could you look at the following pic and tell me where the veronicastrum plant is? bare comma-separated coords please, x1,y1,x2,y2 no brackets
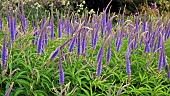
0,0,170,96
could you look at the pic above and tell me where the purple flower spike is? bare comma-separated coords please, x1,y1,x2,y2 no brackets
49,48,59,60
50,38,73,60
10,16,15,41
116,37,122,52
58,20,62,39
20,14,27,32
92,30,99,49
126,39,133,76
96,59,102,78
37,34,43,55
20,1,27,32
32,31,38,45
96,47,102,61
50,18,54,40
142,33,150,53
158,34,166,70
102,11,106,27
40,16,45,29
126,56,131,75
162,52,166,68
142,12,146,32
157,35,162,52
77,32,81,56
6,0,10,28
96,43,105,78
4,82,14,96
0,14,2,29
44,31,48,45
59,68,64,86
168,70,170,79
1,35,7,69
158,51,163,71
14,17,17,36
106,43,111,66
69,37,76,52
82,31,86,54
50,6,55,40
59,55,64,86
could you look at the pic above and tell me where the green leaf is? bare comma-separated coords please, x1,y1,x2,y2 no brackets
15,79,30,87
80,87,90,96
41,74,51,82
33,90,48,96
14,88,24,96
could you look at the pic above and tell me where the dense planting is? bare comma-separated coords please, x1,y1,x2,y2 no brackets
0,1,170,96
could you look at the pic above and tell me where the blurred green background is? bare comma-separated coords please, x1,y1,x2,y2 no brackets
0,0,169,16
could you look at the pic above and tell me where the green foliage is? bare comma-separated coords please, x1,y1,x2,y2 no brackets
0,25,170,95
0,0,170,95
